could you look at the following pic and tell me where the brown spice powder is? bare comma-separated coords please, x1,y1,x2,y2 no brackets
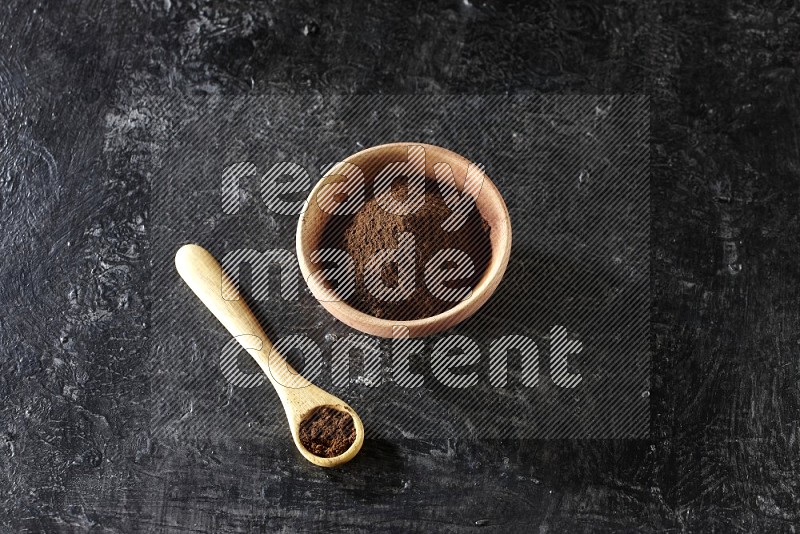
320,179,492,320
298,407,356,458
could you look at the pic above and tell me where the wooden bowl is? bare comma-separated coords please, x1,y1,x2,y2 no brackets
296,142,512,338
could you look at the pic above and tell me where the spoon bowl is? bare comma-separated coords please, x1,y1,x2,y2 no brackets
175,244,364,467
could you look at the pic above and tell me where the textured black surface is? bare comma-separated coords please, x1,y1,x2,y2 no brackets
1,1,799,532
148,95,649,442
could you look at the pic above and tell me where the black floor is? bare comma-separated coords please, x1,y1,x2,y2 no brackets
1,1,798,532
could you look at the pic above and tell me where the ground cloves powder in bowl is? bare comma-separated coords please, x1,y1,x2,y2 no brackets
319,178,492,321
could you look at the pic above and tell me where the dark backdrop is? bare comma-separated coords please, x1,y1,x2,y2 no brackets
0,1,798,532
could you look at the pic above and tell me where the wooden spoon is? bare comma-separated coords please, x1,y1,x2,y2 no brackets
174,244,364,467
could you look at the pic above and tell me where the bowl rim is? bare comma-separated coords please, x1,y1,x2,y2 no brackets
295,142,512,338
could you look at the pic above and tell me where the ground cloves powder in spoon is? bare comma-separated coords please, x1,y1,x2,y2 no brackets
298,407,356,458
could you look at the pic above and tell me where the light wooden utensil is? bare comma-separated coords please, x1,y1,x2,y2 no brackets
175,244,364,468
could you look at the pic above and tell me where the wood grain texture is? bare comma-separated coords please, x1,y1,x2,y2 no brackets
0,0,798,532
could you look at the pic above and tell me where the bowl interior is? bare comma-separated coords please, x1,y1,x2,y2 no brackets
297,143,511,336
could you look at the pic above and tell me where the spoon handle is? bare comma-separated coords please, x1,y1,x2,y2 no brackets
174,244,309,390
